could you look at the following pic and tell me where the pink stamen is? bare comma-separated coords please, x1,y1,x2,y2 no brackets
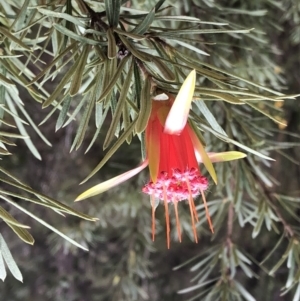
143,168,210,244
142,168,208,202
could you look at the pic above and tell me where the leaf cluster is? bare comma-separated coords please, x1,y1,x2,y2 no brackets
0,1,299,300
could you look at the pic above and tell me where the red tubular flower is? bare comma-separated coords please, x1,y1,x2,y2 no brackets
142,97,213,248
75,70,246,248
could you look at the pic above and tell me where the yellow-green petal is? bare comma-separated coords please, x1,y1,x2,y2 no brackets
188,127,217,184
207,151,247,162
164,69,196,135
75,160,148,201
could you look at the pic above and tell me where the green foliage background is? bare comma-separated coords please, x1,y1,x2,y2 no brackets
0,0,299,300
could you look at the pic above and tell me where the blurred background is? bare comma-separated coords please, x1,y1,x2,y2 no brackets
0,1,299,300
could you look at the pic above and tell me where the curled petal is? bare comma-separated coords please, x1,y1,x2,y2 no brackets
75,160,149,201
164,69,196,135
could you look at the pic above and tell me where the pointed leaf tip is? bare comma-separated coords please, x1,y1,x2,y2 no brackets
75,160,149,201
164,70,196,135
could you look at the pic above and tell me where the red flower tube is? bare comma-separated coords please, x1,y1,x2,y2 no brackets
142,97,213,248
75,70,246,248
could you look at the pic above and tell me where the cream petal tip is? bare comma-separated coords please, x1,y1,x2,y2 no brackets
164,70,196,135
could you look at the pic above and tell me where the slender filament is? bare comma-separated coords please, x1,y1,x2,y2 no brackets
185,176,198,242
185,176,198,221
173,200,182,242
200,187,214,233
151,194,156,241
188,196,198,243
163,184,170,249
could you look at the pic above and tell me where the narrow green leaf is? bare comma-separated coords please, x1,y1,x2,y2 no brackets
28,42,78,85
199,123,274,161
86,105,110,153
97,55,130,102
95,102,103,128
177,278,218,294
0,167,28,186
56,95,72,131
0,73,14,85
245,101,287,126
81,117,138,183
114,28,145,40
118,34,151,62
136,76,151,133
8,88,52,146
154,15,207,23
37,8,87,28
252,207,265,238
43,57,78,108
123,103,132,144
70,45,90,96
0,27,31,51
176,50,284,96
0,131,27,139
71,92,94,151
0,136,16,146
103,59,134,148
224,8,268,16
93,66,105,101
172,39,210,56
151,28,253,37
233,167,243,210
107,28,117,59
0,185,96,222
0,206,30,228
234,280,256,301
174,54,227,81
0,147,11,155
190,251,217,272
10,0,30,31
154,0,166,11
0,187,66,214
293,282,300,301
0,196,89,251
105,0,121,27
0,234,23,282
0,249,6,281
7,223,35,245
133,61,142,103
248,156,274,187
53,24,100,45
5,94,41,160
196,91,244,104
39,93,69,127
195,100,227,136
0,66,6,126
260,233,284,265
63,93,88,127
94,45,106,61
132,8,155,34
96,59,109,101
150,56,175,81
